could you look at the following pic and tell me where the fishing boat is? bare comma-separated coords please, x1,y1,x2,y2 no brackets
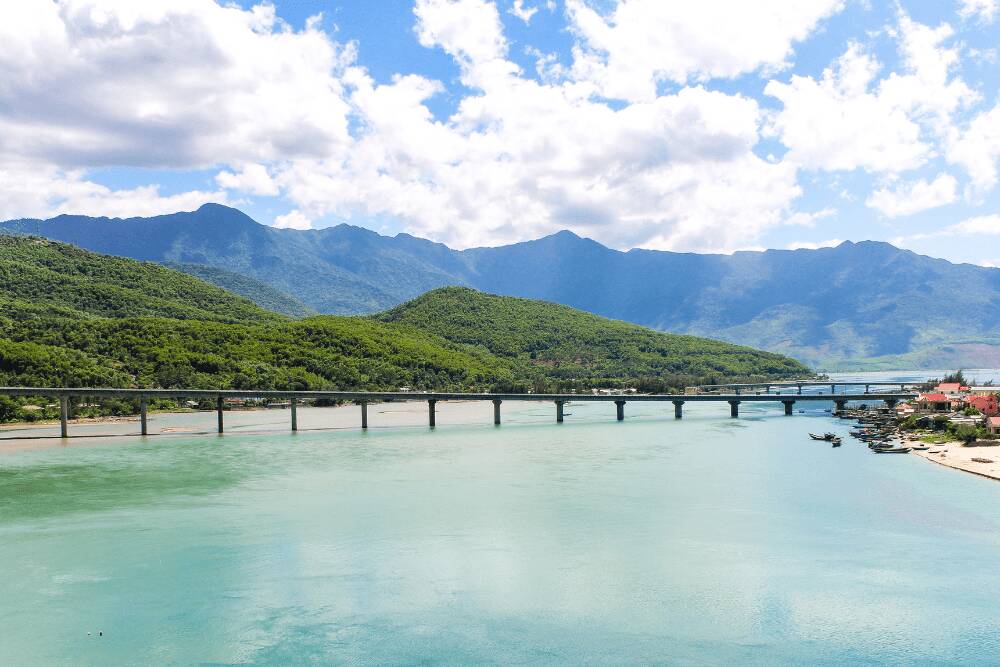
873,446,911,454
808,433,827,441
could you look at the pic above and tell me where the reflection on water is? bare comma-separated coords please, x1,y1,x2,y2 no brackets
2,380,1000,664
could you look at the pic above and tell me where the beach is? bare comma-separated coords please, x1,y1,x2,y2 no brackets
907,438,1000,481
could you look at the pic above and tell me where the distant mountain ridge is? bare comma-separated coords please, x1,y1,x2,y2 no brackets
5,204,1000,369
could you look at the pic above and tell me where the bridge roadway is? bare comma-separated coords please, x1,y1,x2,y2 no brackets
0,387,916,438
696,380,925,394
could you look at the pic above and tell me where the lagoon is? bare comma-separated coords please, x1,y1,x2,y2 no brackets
2,380,1000,664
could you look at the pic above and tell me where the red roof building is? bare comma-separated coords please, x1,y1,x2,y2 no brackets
935,382,968,394
918,393,953,412
988,416,1000,434
966,394,999,417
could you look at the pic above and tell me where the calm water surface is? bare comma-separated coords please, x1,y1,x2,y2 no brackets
2,387,1000,664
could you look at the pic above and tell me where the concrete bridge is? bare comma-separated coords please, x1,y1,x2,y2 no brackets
694,380,926,395
0,387,916,438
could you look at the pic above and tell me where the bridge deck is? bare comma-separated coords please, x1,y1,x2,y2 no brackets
0,387,915,402
0,387,914,438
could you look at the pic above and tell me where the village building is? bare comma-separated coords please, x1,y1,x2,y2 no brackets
916,393,954,412
965,393,999,417
988,416,1000,436
934,382,969,397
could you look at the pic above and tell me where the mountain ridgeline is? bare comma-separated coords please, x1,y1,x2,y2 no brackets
0,237,808,412
4,204,999,369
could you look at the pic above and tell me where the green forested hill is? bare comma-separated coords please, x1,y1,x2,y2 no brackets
0,239,811,422
377,287,811,390
0,236,280,323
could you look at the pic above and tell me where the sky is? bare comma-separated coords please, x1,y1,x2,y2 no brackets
1,1,999,266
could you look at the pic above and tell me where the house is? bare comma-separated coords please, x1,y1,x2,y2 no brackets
895,402,915,416
965,394,999,417
935,382,969,396
917,393,952,412
988,417,1000,436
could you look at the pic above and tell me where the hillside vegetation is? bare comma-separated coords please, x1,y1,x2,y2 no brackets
377,287,810,390
0,238,811,421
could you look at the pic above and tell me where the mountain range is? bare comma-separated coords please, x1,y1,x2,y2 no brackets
4,203,999,370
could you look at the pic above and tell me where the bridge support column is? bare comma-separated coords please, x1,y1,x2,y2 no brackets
140,396,148,436
729,400,740,418
865,384,870,394
831,383,837,394
361,401,368,429
615,400,625,421
59,395,69,438
217,395,224,434
797,383,803,395
290,398,297,432
428,400,436,428
673,400,684,419
493,399,502,425
885,399,898,410
783,400,795,416
555,400,565,423
834,399,847,413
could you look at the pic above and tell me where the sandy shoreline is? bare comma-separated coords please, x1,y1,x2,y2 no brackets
906,438,1000,481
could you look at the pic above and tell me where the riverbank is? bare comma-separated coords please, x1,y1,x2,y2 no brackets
906,437,1000,481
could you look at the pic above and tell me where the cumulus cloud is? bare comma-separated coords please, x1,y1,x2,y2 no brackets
766,12,976,173
216,164,279,197
273,210,312,230
865,173,958,217
0,164,228,221
892,214,1000,245
958,0,997,22
566,0,844,102
948,101,1000,197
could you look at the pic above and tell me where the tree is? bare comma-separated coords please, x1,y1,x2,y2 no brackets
953,424,980,445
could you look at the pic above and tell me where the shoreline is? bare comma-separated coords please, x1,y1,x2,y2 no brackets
906,438,1000,481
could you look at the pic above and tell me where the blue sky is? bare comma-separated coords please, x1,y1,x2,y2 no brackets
2,0,999,265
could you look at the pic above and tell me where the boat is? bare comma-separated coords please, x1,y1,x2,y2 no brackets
873,446,911,454
808,433,827,441
831,438,842,447
910,445,930,451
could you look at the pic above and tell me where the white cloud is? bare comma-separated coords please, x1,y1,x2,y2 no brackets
766,13,976,174
0,164,226,221
786,239,844,250
958,0,997,22
273,210,312,230
216,164,279,196
865,173,957,217
0,0,353,170
510,0,538,23
414,0,507,65
948,102,1000,198
891,214,1000,245
566,0,845,102
785,207,837,226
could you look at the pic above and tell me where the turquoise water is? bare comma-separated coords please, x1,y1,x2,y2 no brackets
3,400,1000,665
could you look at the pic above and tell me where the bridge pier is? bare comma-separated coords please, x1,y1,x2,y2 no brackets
217,395,224,434
555,400,565,423
783,400,795,416
615,400,625,421
140,396,148,435
361,401,368,429
797,383,803,395
834,399,847,413
59,395,69,438
493,399,502,425
885,398,898,409
673,400,683,419
729,400,740,418
290,397,297,432
428,399,436,428
865,384,870,394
